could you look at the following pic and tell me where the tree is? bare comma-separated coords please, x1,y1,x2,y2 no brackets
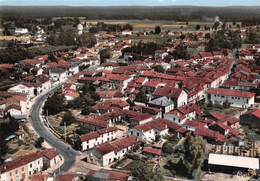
205,33,211,39
60,111,76,126
35,137,44,148
131,160,165,181
43,93,65,115
154,65,164,73
135,90,149,103
162,142,174,154
167,134,205,179
81,106,93,115
245,30,259,44
99,48,112,64
171,44,190,60
154,26,161,34
195,24,201,30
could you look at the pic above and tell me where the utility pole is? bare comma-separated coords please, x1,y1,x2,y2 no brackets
64,121,67,142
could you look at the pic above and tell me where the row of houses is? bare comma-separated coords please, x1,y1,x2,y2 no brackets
0,149,62,181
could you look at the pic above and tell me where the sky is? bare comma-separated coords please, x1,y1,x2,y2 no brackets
0,0,260,6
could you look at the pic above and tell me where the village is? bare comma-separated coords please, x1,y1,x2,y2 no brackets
0,10,260,181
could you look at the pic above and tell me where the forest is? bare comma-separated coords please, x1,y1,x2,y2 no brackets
1,6,260,24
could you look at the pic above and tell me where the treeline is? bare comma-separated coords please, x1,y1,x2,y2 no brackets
1,6,260,23
47,32,97,47
0,45,76,64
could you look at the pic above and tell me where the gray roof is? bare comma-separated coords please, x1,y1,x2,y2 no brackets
149,96,174,107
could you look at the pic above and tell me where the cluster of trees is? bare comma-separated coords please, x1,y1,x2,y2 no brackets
0,45,76,64
43,92,66,115
205,30,241,51
170,44,191,60
60,111,76,126
135,90,149,103
47,32,97,47
122,41,162,57
0,47,32,64
0,119,19,163
2,6,260,22
244,29,260,44
89,22,133,33
99,48,112,64
130,160,165,181
163,134,206,180
67,83,100,115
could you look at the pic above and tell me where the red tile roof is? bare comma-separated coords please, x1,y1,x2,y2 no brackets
143,147,161,156
95,136,138,155
154,86,183,98
80,116,108,128
87,169,129,181
207,88,255,99
80,127,119,142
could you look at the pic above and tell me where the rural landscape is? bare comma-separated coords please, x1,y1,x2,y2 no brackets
0,1,260,181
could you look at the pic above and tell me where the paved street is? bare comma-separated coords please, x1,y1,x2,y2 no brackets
29,85,79,175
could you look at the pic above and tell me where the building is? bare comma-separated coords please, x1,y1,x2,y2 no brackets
128,119,169,142
89,136,139,166
8,83,35,100
206,88,255,108
49,68,68,83
0,149,61,181
80,127,123,151
208,153,259,173
164,103,202,124
148,96,175,115
153,86,188,108
240,109,260,128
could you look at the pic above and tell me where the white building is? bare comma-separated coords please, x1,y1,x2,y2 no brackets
80,127,123,151
129,119,169,142
8,83,35,99
208,153,259,171
0,152,43,181
0,149,61,181
206,88,255,108
164,104,201,125
49,68,68,83
15,28,28,35
89,136,138,166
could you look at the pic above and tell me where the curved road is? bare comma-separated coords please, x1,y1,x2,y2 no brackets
29,85,79,174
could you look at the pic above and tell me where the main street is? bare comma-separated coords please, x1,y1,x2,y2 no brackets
29,84,79,174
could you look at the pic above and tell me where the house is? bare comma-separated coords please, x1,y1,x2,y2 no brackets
79,116,111,131
209,112,240,129
64,89,80,101
80,127,123,151
207,153,259,173
164,103,203,124
153,86,188,108
206,88,255,108
0,152,44,181
143,147,161,158
49,68,68,83
148,96,175,115
123,110,153,126
89,136,139,166
93,100,129,114
240,109,260,128
86,169,129,181
128,119,169,142
15,28,28,35
41,149,62,169
8,83,35,99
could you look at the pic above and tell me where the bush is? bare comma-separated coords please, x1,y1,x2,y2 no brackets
35,137,44,148
60,111,76,126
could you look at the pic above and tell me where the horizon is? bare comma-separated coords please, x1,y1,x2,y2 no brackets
1,0,260,7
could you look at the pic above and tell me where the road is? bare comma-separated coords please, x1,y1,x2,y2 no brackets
29,84,79,174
